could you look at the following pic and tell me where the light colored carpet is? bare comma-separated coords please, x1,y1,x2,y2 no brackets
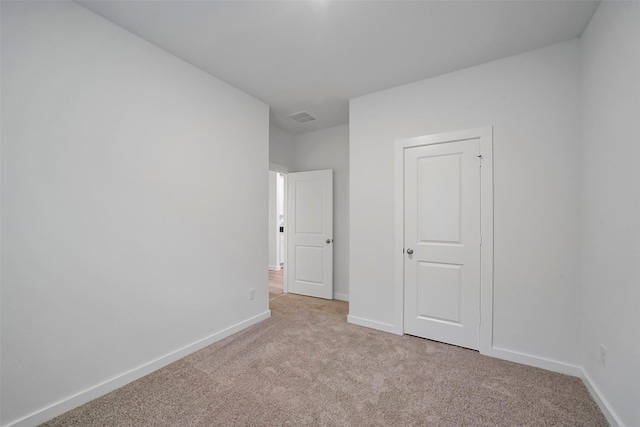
41,294,607,426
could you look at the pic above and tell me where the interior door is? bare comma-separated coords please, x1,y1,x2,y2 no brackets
403,138,481,350
287,169,333,299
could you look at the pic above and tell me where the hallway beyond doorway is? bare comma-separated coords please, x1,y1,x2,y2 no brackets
269,268,283,300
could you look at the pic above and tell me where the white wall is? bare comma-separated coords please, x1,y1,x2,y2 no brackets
580,2,640,426
349,40,582,366
269,125,295,170
1,2,269,426
293,125,350,301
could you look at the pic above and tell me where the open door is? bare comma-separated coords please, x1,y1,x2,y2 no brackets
287,169,333,299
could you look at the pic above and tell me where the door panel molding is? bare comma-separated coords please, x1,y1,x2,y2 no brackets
394,127,493,355
287,169,334,299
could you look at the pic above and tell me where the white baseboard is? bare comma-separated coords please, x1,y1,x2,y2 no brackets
268,265,281,271
6,310,271,427
7,313,623,427
333,293,349,302
489,348,624,426
489,346,582,377
580,368,624,427
347,314,401,335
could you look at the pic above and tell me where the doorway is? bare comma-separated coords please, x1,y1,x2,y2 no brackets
268,167,335,301
269,170,286,299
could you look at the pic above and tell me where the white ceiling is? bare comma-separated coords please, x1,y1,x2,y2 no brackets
77,0,599,134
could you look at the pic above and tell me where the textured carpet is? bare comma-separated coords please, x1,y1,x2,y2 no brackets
41,294,608,426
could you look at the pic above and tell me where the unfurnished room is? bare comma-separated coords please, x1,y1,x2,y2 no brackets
1,1,638,426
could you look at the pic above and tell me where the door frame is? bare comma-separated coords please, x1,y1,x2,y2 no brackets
394,127,494,355
269,163,291,293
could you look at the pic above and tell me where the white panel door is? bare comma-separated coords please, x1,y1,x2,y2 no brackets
404,139,481,349
287,170,333,299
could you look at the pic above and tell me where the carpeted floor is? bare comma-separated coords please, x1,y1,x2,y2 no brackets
41,294,608,426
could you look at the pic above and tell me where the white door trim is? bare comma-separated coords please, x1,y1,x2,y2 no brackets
269,162,292,174
269,166,289,294
394,127,494,355
282,173,288,294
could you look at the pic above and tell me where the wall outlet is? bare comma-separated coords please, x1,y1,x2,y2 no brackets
249,288,255,301
600,344,607,365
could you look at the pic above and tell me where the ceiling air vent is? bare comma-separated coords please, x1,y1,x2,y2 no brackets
288,111,317,123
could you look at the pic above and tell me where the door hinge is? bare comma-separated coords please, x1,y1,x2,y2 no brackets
477,154,483,167
480,233,483,246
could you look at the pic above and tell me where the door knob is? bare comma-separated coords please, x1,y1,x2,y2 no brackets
406,248,414,255
326,239,332,244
